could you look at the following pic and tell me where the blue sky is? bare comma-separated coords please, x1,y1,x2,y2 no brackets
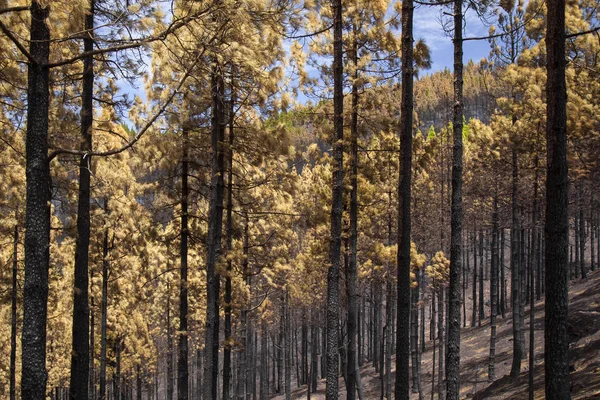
414,3,493,72
119,3,496,115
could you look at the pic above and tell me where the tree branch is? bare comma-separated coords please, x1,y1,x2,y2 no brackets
45,11,210,68
566,25,600,38
49,51,205,161
0,6,30,15
0,20,34,64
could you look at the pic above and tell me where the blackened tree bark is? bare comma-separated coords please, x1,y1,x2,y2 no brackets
99,203,110,400
590,192,595,272
528,157,539,400
21,3,51,398
410,276,421,394
223,83,235,400
326,0,343,395
579,183,586,279
446,0,464,397
510,146,523,377
545,1,571,397
10,226,18,400
69,2,94,398
204,69,226,400
167,281,174,400
479,230,484,325
346,35,359,400
472,230,477,327
489,186,499,381
395,1,414,399
260,322,269,400
501,229,506,318
178,126,189,400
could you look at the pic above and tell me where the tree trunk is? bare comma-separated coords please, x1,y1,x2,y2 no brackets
462,237,467,328
115,339,122,400
411,278,421,394
501,229,506,318
347,34,360,400
260,322,269,400
137,365,142,400
510,146,522,377
395,1,414,399
223,84,235,400
373,284,381,373
579,182,587,279
527,157,540,399
89,275,95,400
237,219,249,400
178,126,189,400
437,288,444,399
99,204,110,400
446,2,464,393
385,281,393,399
479,230,485,325
590,192,595,272
326,0,343,395
21,2,51,399
284,293,292,400
519,228,526,359
10,226,18,400
489,186,499,381
574,205,579,279
167,281,174,400
196,349,202,400
545,1,571,397
70,2,94,398
472,230,477,327
204,69,226,400
311,320,318,393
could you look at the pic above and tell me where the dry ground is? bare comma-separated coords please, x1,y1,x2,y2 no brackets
271,269,600,399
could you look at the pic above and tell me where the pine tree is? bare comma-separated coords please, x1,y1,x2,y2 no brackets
545,0,570,398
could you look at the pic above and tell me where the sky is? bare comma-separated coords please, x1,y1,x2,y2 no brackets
414,3,493,72
119,2,497,116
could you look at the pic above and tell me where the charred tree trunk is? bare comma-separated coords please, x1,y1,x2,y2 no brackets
395,1,414,399
579,182,587,279
500,229,506,318
479,230,485,325
545,1,571,397
489,186,499,381
178,126,190,400
472,230,477,328
70,2,94,398
326,0,344,395
437,288,444,399
223,84,235,400
99,203,110,400
410,277,421,394
21,2,51,398
204,69,226,400
446,1,464,396
347,36,360,398
510,146,523,377
10,226,18,400
167,281,174,400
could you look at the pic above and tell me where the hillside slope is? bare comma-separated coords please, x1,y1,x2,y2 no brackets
272,269,600,399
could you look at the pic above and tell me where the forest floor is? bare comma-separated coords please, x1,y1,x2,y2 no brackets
271,269,600,399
